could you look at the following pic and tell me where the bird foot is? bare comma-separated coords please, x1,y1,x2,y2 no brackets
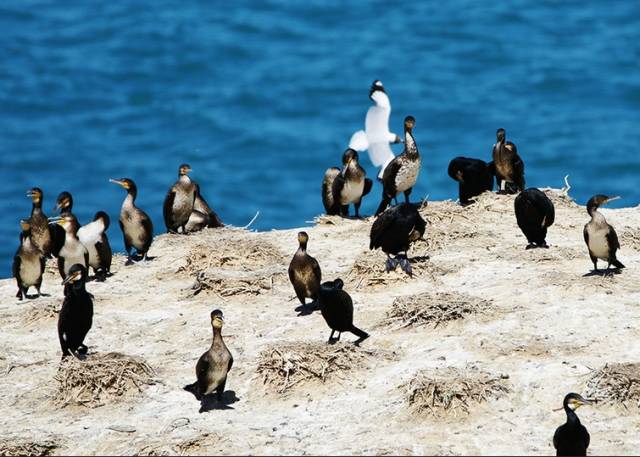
397,256,413,276
385,257,398,273
525,243,536,250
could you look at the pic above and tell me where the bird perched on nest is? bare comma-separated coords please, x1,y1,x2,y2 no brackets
322,148,373,218
553,393,595,456
492,128,525,194
13,219,46,300
163,163,196,234
288,231,322,312
514,188,555,249
25,187,53,258
447,157,494,205
318,279,369,345
370,202,426,276
110,178,154,264
184,309,233,412
185,183,224,232
77,211,112,281
375,116,421,216
349,80,402,180
58,264,93,359
583,194,625,272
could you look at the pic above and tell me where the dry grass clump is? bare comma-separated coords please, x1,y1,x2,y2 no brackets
347,251,446,288
0,438,58,456
585,363,640,411
256,342,393,393
23,302,59,325
54,352,156,407
619,229,640,251
178,236,285,274
190,269,283,297
387,292,491,328
403,366,510,417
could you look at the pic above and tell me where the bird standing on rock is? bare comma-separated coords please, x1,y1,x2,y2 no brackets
110,178,154,264
375,116,421,216
370,202,426,276
58,264,93,359
492,128,525,194
553,393,595,456
163,164,196,234
322,148,373,218
583,194,625,272
318,279,369,345
288,231,322,311
514,188,555,249
26,188,53,258
184,309,233,411
13,219,46,300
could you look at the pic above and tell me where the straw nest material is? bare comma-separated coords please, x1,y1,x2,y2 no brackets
136,433,222,456
387,292,491,328
190,270,282,297
256,342,395,393
619,229,640,251
403,366,510,417
23,302,59,325
54,352,156,407
585,363,640,411
347,251,448,288
0,438,58,457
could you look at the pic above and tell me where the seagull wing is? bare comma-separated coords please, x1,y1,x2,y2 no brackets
368,142,396,178
348,130,369,151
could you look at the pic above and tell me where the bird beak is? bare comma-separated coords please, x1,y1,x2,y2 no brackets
48,216,63,226
341,159,352,177
578,398,595,407
26,190,34,198
109,178,121,185
62,270,81,285
606,196,621,204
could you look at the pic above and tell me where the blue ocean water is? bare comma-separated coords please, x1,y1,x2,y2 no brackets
1,1,639,278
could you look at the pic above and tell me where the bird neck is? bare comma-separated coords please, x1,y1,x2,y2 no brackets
31,200,42,213
211,326,224,345
404,130,418,158
565,405,581,425
124,189,137,206
297,243,307,254
589,207,606,224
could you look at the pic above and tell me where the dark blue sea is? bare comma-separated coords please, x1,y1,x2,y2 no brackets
2,1,639,278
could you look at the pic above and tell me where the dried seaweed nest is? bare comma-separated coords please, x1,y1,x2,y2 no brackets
178,236,285,274
387,292,491,328
190,269,284,297
347,251,448,288
0,438,58,456
585,363,640,411
403,366,510,417
54,352,156,407
256,342,394,393
23,302,59,325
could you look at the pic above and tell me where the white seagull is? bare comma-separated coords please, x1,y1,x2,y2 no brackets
349,80,402,179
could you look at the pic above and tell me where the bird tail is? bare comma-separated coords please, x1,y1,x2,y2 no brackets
612,258,625,269
375,195,392,216
350,325,369,340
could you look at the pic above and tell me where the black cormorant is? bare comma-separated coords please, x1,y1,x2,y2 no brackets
514,188,555,249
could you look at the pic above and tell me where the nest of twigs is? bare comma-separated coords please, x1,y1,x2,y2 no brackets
178,236,285,274
619,229,640,252
403,366,510,417
585,363,640,411
0,438,58,456
387,292,491,328
256,342,393,393
347,251,446,288
54,352,156,407
190,269,283,297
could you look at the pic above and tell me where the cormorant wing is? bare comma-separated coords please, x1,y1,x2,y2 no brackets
227,352,234,372
513,153,526,189
40,254,46,275
196,352,210,394
322,167,341,214
58,256,65,280
553,425,560,450
12,254,21,285
369,207,395,250
363,178,373,197
163,188,176,229
311,255,322,285
348,130,368,151
140,210,154,239
331,174,346,211
606,225,620,250
583,224,590,248
583,424,590,450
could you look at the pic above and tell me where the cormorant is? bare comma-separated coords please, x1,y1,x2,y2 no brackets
583,194,625,271
110,178,154,264
58,264,93,359
370,202,426,275
318,279,369,345
553,393,594,456
375,116,421,216
12,219,46,300
184,309,233,410
514,188,555,249
50,191,74,257
492,128,525,194
53,214,89,280
77,211,112,281
447,157,494,205
322,149,373,217
288,231,322,309
163,164,196,234
26,188,53,257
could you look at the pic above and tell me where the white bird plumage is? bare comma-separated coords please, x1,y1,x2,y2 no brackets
78,218,105,247
349,80,400,179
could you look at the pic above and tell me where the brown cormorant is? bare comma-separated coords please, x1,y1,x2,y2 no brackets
447,157,494,205
26,188,53,257
185,183,224,232
184,309,233,410
322,149,373,217
288,231,322,309
50,191,74,257
514,188,555,249
370,202,426,275
110,178,154,264
12,220,46,300
318,279,369,345
58,264,93,358
553,393,594,456
583,194,625,271
375,116,421,215
163,164,196,234
492,128,525,194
